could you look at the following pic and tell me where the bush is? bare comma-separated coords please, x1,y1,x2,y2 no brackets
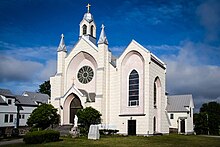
11,128,19,137
99,129,119,135
23,130,60,144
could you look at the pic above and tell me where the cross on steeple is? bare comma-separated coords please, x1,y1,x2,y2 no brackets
86,3,91,13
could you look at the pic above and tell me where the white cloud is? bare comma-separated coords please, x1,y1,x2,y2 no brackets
0,55,44,82
159,41,220,111
39,60,57,81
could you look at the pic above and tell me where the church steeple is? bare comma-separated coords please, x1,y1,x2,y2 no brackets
98,24,108,45
57,34,67,52
79,4,96,44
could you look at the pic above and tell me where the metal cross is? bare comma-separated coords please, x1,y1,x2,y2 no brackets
86,3,91,13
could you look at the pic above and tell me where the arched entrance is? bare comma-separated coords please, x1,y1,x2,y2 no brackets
69,96,83,124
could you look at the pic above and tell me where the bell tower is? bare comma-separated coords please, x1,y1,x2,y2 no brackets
79,4,96,44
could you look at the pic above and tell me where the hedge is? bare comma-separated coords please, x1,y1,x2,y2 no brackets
23,130,60,144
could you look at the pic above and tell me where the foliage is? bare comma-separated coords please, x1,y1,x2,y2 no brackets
11,128,19,137
23,130,60,144
27,104,60,130
38,80,51,96
99,129,119,135
194,102,220,135
77,107,102,134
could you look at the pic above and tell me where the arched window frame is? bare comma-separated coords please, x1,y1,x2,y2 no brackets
91,25,94,36
154,82,157,108
128,69,139,106
83,24,87,35
154,77,161,109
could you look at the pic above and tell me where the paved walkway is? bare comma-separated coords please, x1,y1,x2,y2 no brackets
200,135,220,138
0,138,23,146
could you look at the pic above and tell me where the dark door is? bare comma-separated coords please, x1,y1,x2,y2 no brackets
128,120,136,135
180,119,185,133
69,97,83,124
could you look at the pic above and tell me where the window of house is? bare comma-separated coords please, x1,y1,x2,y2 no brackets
4,114,8,123
83,25,87,35
8,99,12,105
9,114,13,123
22,114,25,119
170,114,174,119
128,70,139,106
19,114,21,119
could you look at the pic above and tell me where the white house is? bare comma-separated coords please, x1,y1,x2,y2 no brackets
0,89,17,133
0,88,49,136
167,95,194,134
50,5,171,135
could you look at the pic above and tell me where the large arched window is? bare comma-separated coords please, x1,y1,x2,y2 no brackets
91,25,94,36
83,24,87,35
128,70,139,106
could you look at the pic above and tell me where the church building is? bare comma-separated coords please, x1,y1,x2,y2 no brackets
50,5,192,135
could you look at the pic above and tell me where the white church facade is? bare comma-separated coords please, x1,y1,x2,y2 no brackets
50,6,193,135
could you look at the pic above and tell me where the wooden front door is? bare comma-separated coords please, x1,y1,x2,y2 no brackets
69,97,83,124
128,120,136,135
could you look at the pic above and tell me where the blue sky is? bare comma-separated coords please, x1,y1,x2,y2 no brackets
0,0,220,112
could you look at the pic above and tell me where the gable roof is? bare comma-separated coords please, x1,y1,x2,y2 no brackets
166,94,193,112
0,88,15,98
15,95,37,106
0,96,7,105
23,91,49,103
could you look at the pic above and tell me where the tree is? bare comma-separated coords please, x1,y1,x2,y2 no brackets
194,102,220,135
38,80,51,96
77,107,102,134
27,104,60,130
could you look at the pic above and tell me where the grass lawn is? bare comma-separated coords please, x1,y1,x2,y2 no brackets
2,134,220,147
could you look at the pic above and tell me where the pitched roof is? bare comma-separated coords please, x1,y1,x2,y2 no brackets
23,91,49,104
166,94,193,112
98,24,108,45
0,88,15,98
15,95,37,106
0,96,7,105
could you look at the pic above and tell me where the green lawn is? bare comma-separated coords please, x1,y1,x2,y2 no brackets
2,134,220,147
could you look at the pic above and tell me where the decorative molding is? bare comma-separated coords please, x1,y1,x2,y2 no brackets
97,67,104,71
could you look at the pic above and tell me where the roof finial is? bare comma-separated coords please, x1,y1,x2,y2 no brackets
98,24,108,45
86,3,91,13
57,33,67,52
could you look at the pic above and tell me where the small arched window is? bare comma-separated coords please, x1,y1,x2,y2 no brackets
128,70,139,106
91,25,94,36
83,24,87,35
154,77,161,108
154,82,157,108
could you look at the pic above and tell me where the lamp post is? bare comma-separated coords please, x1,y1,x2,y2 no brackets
206,113,209,135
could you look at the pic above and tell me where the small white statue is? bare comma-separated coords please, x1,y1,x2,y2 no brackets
74,115,78,127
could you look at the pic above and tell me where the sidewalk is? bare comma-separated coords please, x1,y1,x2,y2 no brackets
200,135,220,138
0,138,23,146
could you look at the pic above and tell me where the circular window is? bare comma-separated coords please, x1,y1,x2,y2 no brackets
77,66,94,84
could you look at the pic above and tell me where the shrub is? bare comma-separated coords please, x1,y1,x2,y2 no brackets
11,128,19,137
23,130,60,144
99,129,119,135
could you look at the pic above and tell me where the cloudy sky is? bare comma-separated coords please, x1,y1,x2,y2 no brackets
0,0,220,112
